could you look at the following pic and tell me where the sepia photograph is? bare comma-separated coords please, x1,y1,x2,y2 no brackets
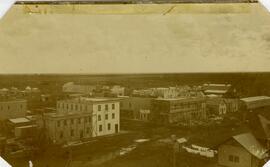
0,0,270,166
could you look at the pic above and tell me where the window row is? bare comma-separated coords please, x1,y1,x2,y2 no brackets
98,103,116,111
228,155,239,163
98,113,115,121
59,128,91,138
0,105,24,110
98,123,114,132
58,103,88,112
57,117,91,127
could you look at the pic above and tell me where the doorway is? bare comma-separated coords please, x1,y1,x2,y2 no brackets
115,124,119,133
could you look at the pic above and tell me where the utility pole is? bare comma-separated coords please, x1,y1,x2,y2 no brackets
171,135,177,167
65,148,73,167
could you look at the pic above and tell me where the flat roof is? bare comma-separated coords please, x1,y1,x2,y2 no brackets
204,90,227,94
44,112,92,119
16,125,37,129
9,118,30,124
241,96,270,103
204,84,231,87
155,97,204,102
0,99,27,103
59,97,121,103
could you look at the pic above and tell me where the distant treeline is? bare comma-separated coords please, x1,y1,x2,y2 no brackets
0,73,269,97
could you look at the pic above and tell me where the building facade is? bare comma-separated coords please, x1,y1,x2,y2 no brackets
120,96,153,120
150,97,206,125
206,98,227,115
206,97,239,116
225,98,239,113
44,97,120,144
0,100,27,120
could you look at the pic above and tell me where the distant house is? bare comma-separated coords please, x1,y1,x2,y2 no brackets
62,82,96,94
110,85,125,97
218,133,269,167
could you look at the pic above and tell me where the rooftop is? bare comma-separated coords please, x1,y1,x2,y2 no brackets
9,117,30,124
44,112,92,118
155,97,205,102
204,90,228,94
203,84,231,87
241,96,270,103
233,133,268,159
59,97,121,103
0,99,27,103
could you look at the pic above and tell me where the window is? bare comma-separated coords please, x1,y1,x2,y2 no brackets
105,114,108,120
66,104,69,110
89,117,91,122
105,104,108,111
86,127,90,134
71,129,74,136
60,131,63,139
71,104,73,110
78,118,81,124
234,156,239,163
57,121,61,127
229,155,239,163
112,113,115,119
98,115,101,121
99,125,102,132
229,155,233,162
21,105,23,109
80,105,82,111
98,105,101,111
85,117,88,123
64,120,67,126
7,106,10,110
129,102,132,108
75,105,78,110
112,103,115,110
108,123,111,130
71,119,74,124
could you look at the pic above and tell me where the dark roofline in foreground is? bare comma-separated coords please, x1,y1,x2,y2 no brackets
15,0,258,5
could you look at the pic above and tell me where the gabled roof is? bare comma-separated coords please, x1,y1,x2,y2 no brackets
258,115,270,139
233,133,268,159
